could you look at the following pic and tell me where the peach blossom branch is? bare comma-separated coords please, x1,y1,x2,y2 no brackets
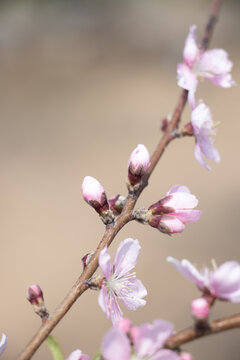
17,1,222,359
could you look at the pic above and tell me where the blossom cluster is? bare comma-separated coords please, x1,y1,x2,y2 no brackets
178,25,235,170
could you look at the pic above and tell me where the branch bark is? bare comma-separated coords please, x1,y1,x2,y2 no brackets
165,313,240,349
18,0,222,358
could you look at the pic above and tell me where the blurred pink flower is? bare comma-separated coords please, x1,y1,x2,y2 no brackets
191,102,220,170
148,185,201,234
167,257,240,302
177,25,235,107
191,298,210,320
66,349,89,360
102,320,180,360
0,334,7,356
98,238,147,325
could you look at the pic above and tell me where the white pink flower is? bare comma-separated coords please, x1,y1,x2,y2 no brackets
191,102,220,170
0,334,7,356
102,319,180,360
98,238,147,325
148,185,201,234
66,349,89,360
178,25,235,107
167,257,240,302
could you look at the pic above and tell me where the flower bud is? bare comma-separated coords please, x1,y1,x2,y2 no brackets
115,318,132,333
180,352,193,360
27,284,49,319
81,252,94,270
82,176,108,212
127,144,150,192
191,298,210,320
108,194,126,216
82,176,114,224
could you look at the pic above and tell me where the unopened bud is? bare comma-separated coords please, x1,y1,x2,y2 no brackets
82,176,114,225
27,284,49,319
161,117,169,132
82,252,94,270
180,352,193,360
108,195,126,216
127,144,150,193
115,318,132,333
191,298,210,320
182,122,194,136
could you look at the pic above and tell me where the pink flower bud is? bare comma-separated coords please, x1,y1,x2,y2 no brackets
27,284,49,319
127,144,150,192
180,352,193,360
108,194,126,215
81,252,94,270
115,318,132,333
191,298,210,320
81,177,110,220
82,176,106,205
27,284,44,306
128,144,150,175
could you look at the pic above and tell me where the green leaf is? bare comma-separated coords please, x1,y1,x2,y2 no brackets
46,335,65,360
92,349,102,360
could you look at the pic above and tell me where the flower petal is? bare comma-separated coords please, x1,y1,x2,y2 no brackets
0,334,7,356
98,285,109,317
171,210,202,223
183,25,198,66
194,143,211,170
159,215,185,233
120,279,147,310
167,257,205,289
152,349,180,360
114,238,140,278
134,319,174,358
199,49,233,75
167,185,190,194
209,73,236,88
67,349,90,360
102,328,130,360
99,246,111,279
209,261,240,301
163,192,198,209
177,63,198,91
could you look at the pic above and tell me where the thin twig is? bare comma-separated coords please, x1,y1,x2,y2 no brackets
18,0,222,359
165,313,240,349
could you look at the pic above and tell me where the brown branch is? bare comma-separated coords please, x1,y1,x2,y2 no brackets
165,313,240,349
17,0,222,359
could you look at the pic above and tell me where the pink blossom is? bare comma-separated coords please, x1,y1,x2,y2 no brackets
0,334,7,356
148,185,201,234
167,257,240,302
66,349,89,360
81,176,105,204
102,320,180,360
191,298,209,319
191,102,220,170
98,238,147,325
178,25,235,107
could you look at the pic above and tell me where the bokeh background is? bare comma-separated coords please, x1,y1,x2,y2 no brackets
1,0,240,359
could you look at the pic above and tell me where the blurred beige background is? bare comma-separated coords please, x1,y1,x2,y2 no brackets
1,0,240,359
